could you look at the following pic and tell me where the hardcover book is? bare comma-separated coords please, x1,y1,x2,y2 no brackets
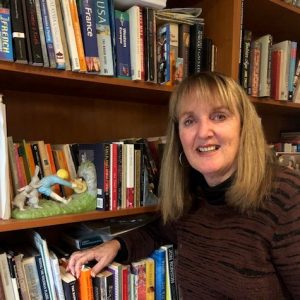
60,265,78,300
114,10,131,79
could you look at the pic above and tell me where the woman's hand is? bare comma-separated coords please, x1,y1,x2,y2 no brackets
66,239,121,278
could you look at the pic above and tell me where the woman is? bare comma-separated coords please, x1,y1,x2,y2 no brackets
67,72,300,298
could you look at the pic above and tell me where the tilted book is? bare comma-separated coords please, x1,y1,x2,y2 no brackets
0,7,14,62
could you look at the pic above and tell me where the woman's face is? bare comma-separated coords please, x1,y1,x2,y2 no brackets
178,92,241,186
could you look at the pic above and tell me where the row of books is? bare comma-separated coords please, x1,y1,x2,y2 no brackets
0,0,208,85
282,0,300,7
240,30,300,103
7,136,165,214
272,131,300,153
0,228,178,300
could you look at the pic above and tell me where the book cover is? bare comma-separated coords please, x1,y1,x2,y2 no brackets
131,259,146,300
188,22,204,75
60,0,80,71
0,7,13,61
114,10,131,79
24,0,44,66
127,5,143,80
77,0,100,73
178,23,190,80
95,0,114,76
35,0,50,67
79,265,94,300
151,248,166,300
157,22,170,84
9,0,28,63
39,0,56,68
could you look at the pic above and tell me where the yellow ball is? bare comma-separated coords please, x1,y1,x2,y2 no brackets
57,169,69,180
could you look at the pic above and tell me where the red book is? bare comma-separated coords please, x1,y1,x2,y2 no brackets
110,143,118,211
271,49,282,100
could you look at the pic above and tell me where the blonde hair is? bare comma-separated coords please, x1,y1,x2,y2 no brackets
159,72,276,223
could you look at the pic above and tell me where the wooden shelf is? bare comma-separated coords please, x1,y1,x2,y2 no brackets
0,206,158,232
0,61,172,104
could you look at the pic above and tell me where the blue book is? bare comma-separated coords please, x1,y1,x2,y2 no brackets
77,0,100,73
151,248,166,300
78,143,110,211
0,7,14,62
95,0,114,76
39,0,56,68
114,10,131,79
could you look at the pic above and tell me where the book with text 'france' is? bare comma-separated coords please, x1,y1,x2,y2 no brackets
271,40,291,101
39,0,57,68
95,0,115,76
114,10,131,79
9,0,28,63
78,142,110,210
35,0,50,67
0,95,10,220
60,265,79,300
23,0,44,66
0,6,13,62
77,0,101,73
46,0,66,69
255,34,272,97
127,5,143,81
60,0,80,71
69,0,87,71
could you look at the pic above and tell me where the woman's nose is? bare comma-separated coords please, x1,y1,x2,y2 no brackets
197,119,213,138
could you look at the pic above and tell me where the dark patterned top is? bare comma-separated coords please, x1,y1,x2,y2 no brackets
118,167,300,299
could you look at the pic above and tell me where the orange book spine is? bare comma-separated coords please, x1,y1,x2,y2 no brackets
79,266,94,300
68,0,87,72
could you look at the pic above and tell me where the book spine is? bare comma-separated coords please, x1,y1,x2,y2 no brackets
168,23,179,86
60,0,80,71
68,0,87,72
95,0,114,76
35,0,50,67
250,40,261,97
7,136,20,193
240,29,252,90
14,253,31,300
114,10,131,79
188,22,203,75
126,143,134,208
35,255,51,300
145,258,155,300
39,0,56,68
79,267,94,300
271,49,282,100
178,23,190,80
31,143,44,178
157,23,170,84
9,0,28,63
104,143,110,211
0,7,14,61
6,252,21,300
46,0,65,69
109,143,118,211
288,41,297,101
77,0,100,73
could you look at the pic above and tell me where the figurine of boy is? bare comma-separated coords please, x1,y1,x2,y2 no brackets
37,169,86,204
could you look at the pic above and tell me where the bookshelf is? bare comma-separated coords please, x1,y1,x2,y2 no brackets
1,0,300,233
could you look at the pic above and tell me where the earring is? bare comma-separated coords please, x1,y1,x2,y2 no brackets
179,152,184,166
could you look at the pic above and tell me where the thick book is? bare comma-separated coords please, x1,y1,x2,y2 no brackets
157,22,170,84
94,0,114,76
77,0,100,73
107,262,123,300
79,266,94,300
239,29,252,90
151,248,166,300
60,265,78,300
114,10,131,79
49,250,65,300
0,7,14,62
39,0,57,68
93,269,113,300
145,257,155,300
131,259,146,300
9,0,28,63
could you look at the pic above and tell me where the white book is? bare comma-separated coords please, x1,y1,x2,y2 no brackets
127,6,143,80
0,252,16,300
255,34,272,97
271,40,291,101
60,0,80,71
46,0,66,69
49,250,65,300
126,143,134,208
0,95,10,220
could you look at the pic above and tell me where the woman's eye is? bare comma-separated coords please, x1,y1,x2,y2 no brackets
183,118,194,126
212,113,226,121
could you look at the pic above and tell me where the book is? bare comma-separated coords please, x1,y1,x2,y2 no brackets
121,265,130,300
35,0,50,67
49,250,65,300
60,265,78,300
7,136,20,195
23,0,44,66
0,6,14,62
110,143,118,210
255,34,272,97
114,10,131,79
271,49,282,100
39,0,57,68
9,0,28,63
240,29,252,90
188,22,204,75
107,261,123,300
178,23,190,80
157,22,170,84
46,0,66,69
145,257,155,300
131,259,146,300
79,265,94,300
151,248,166,300
31,140,52,177
94,0,114,76
60,0,80,71
69,0,87,71
127,5,143,81
0,250,16,300
0,95,10,220
77,0,100,73
93,269,113,300
288,41,297,100
249,40,261,97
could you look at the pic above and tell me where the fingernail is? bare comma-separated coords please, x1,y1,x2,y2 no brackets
91,271,95,277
